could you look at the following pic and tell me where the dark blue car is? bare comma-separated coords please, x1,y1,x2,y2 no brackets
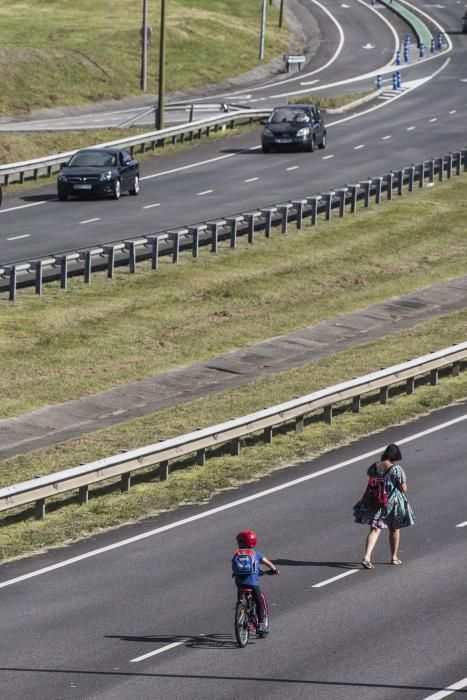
261,104,326,153
57,147,140,201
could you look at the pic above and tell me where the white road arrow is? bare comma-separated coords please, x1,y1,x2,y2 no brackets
362,43,375,49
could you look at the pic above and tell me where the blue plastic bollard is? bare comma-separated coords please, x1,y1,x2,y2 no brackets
405,33,411,46
396,71,401,89
437,33,443,49
396,50,401,65
419,42,425,58
376,74,382,90
392,73,397,91
404,48,409,63
371,0,376,5
430,38,435,54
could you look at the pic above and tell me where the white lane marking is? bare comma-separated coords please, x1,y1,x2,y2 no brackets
0,201,46,214
312,569,359,588
244,177,259,183
422,677,467,699
407,126,416,131
286,166,299,171
382,135,392,140
79,218,100,225
141,150,249,181
322,155,334,160
143,203,161,209
6,234,30,241
429,117,438,122
130,640,186,663
300,79,320,86
449,110,456,114
456,521,467,528
354,144,365,150
1,412,466,590
197,189,213,196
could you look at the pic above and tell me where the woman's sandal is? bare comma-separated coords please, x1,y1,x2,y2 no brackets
362,559,374,569
391,557,402,565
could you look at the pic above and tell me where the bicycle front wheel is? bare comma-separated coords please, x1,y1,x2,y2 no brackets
234,602,249,648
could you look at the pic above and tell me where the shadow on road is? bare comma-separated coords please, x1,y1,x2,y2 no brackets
105,633,238,650
274,558,359,569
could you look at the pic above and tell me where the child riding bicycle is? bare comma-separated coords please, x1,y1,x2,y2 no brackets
232,530,278,633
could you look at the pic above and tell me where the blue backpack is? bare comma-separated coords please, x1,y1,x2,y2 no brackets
232,548,257,576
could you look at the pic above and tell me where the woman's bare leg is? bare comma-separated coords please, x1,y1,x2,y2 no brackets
389,528,401,563
363,527,381,565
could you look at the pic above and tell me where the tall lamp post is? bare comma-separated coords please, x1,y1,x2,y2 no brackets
259,0,267,60
157,0,166,130
279,0,285,28
140,0,148,91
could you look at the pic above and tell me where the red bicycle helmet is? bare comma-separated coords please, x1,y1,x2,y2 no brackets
236,530,257,547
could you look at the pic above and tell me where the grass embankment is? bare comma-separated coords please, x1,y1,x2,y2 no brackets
0,175,466,561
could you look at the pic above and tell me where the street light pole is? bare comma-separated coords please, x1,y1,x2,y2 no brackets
140,0,148,91
157,0,166,130
259,0,267,60
279,0,285,28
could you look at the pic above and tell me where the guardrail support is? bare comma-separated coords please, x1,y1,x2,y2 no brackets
292,200,306,229
335,188,347,217
447,153,452,179
226,216,243,248
348,185,358,213
264,426,273,443
438,156,444,182
386,173,393,201
430,368,439,386
260,208,276,238
322,192,335,220
121,473,131,492
80,251,92,283
160,460,169,481
429,159,435,183
324,406,333,424
169,231,180,263
406,377,415,394
207,222,221,253
306,196,320,226
452,361,460,377
188,226,204,258
35,498,46,520
396,169,404,196
145,235,160,270
418,162,425,188
56,255,68,289
103,245,115,278
245,213,257,244
380,386,389,404
78,485,89,505
231,437,241,456
373,177,383,205
7,266,17,302
360,181,371,208
407,166,415,192
295,416,304,433
196,448,206,466
455,152,461,176
277,204,292,234
352,395,361,413
125,241,137,273
463,149,467,172
32,260,43,296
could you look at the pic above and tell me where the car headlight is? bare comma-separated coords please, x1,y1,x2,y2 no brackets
58,173,68,182
99,171,113,181
262,128,274,138
296,127,310,137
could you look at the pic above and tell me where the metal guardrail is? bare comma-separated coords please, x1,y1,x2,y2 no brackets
0,108,267,186
2,148,466,300
0,342,465,520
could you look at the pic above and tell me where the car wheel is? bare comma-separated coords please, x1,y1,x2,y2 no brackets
318,133,327,150
308,135,316,153
58,190,68,201
262,144,272,153
112,179,121,200
129,174,140,195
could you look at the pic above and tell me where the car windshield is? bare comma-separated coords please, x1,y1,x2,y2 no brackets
67,151,116,168
269,108,310,124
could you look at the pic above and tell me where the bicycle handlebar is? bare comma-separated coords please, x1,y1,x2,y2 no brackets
259,568,280,576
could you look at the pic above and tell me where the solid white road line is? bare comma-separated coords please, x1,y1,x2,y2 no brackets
382,135,392,140
1,413,466,590
6,234,30,241
456,521,467,528
286,166,299,171
130,641,186,663
422,676,467,699
244,177,259,183
0,201,46,214
322,155,334,160
143,203,161,209
354,144,365,150
407,126,416,131
79,218,100,225
312,569,359,588
449,110,456,114
197,190,213,196
429,118,438,122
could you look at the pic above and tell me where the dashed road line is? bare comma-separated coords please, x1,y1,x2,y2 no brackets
244,177,259,183
382,135,392,140
354,144,365,150
79,218,100,225
407,126,416,131
322,154,334,160
143,203,161,209
449,110,456,114
286,166,299,171
456,521,467,528
0,201,46,214
422,676,467,699
429,117,437,122
197,189,213,196
6,234,30,241
130,641,186,663
312,569,359,588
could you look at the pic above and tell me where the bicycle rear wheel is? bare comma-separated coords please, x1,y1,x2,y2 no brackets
234,602,249,648
257,592,269,637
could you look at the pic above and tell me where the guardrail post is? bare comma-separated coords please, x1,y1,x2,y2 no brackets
292,200,305,229
33,260,43,296
347,185,358,213
429,158,435,183
380,386,389,404
125,241,137,273
373,177,383,205
324,406,333,424
264,426,273,443
430,368,439,386
452,361,460,377
447,153,453,179
159,460,169,481
277,204,292,234
322,192,335,220
79,251,92,284
56,255,68,289
335,188,347,217
169,231,180,263
145,235,160,270
418,161,425,188
396,169,404,195
121,473,131,492
352,395,361,413
463,149,467,172
231,437,241,456
188,226,200,258
78,485,89,505
8,266,17,302
207,221,220,253
35,498,46,520
196,448,206,466
407,165,415,192
261,208,276,238
386,173,393,201
306,196,320,226
244,213,257,244
103,245,115,278
359,180,371,207
438,156,444,182
406,377,415,394
455,152,461,176
295,416,304,433
226,216,243,247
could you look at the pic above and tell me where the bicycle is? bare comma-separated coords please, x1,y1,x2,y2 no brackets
234,569,279,648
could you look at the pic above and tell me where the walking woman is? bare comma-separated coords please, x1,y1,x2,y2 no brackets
353,443,414,569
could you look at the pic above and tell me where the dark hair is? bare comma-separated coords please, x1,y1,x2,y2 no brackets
381,443,402,462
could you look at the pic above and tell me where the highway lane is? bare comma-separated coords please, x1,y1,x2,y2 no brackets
0,402,466,698
1,50,465,265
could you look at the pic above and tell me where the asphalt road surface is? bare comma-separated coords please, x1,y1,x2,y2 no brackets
0,401,466,699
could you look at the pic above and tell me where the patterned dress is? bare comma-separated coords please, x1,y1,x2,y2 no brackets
353,463,415,529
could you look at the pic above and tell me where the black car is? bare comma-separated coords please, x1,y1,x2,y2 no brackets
57,147,140,201
261,104,326,153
